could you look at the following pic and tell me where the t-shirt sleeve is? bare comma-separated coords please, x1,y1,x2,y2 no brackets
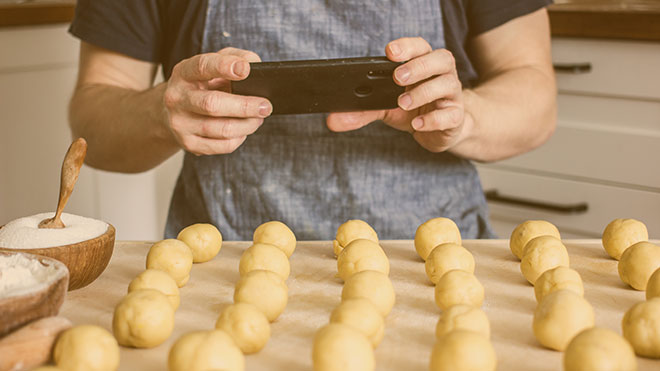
69,0,162,63
467,0,553,37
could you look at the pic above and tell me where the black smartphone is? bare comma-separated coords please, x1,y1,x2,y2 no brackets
231,57,404,115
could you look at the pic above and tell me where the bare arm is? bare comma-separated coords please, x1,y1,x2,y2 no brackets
70,42,272,173
327,8,556,163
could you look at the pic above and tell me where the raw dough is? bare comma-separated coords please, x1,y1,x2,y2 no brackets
425,243,475,284
414,217,462,261
520,236,569,285
234,269,288,322
253,221,297,258
618,241,660,290
239,243,290,280
621,297,660,358
534,266,583,303
533,289,594,351
430,330,496,371
333,219,379,257
145,239,193,287
602,218,648,260
434,270,484,310
329,298,385,347
337,239,389,281
128,269,180,310
31,367,63,371
509,220,560,260
215,302,271,354
564,327,637,371
646,267,660,300
312,323,374,371
341,270,395,317
112,289,175,348
53,325,119,371
435,304,490,339
176,223,222,263
168,329,244,371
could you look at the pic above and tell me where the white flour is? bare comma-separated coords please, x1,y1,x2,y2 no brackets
0,253,65,297
0,212,108,249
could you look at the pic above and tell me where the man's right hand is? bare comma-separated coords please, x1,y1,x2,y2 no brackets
163,48,272,155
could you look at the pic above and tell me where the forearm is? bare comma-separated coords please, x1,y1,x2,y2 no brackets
69,82,179,173
450,66,556,163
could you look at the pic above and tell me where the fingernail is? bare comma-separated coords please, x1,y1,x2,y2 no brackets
399,94,412,110
389,43,401,56
232,61,248,76
396,66,410,83
412,117,424,130
259,102,272,117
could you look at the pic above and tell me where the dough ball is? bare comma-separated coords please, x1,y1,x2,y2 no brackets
329,298,385,347
646,267,660,300
534,266,583,303
341,270,395,317
564,327,637,371
168,329,244,371
31,367,63,371
239,243,290,280
146,239,193,287
312,323,374,371
112,289,175,348
425,243,475,284
53,325,119,371
430,330,496,371
337,239,389,281
253,221,297,258
128,269,180,310
176,223,222,263
435,304,490,339
618,241,660,290
509,220,560,260
602,218,648,260
215,302,271,354
333,219,378,257
533,290,594,351
622,297,660,358
234,269,288,322
414,217,462,261
520,235,569,285
434,270,484,311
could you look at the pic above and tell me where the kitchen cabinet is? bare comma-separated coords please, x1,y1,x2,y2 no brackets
477,37,660,239
0,24,182,240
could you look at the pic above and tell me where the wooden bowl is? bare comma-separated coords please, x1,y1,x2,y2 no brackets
0,224,115,291
0,251,69,337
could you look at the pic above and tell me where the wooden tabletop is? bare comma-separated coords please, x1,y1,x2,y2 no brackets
58,239,660,370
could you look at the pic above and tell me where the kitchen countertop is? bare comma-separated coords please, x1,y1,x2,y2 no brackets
56,239,660,370
1,0,660,41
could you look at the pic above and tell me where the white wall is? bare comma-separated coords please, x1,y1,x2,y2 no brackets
0,24,182,241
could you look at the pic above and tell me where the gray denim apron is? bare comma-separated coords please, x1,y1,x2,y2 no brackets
165,0,495,240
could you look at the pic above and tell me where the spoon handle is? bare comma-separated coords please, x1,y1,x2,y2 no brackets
53,138,88,223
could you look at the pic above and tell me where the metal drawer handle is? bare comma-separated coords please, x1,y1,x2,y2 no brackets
553,62,592,74
485,190,588,214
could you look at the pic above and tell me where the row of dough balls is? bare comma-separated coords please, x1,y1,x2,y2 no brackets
313,220,395,371
169,221,296,371
41,223,224,371
413,217,496,371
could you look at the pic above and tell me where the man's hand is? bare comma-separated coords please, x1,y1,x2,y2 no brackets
163,48,273,155
327,37,468,153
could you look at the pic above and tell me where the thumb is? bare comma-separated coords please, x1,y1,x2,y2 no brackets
326,110,385,132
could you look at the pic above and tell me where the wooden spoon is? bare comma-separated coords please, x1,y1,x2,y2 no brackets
38,138,88,229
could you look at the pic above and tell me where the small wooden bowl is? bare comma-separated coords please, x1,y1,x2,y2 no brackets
0,251,69,337
0,224,115,291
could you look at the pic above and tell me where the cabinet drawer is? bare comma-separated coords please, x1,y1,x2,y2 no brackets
552,38,660,100
477,166,660,238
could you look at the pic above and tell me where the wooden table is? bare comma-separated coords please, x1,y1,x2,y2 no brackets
60,240,660,370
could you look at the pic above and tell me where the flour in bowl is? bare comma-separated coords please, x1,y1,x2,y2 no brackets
0,253,65,297
0,212,108,249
